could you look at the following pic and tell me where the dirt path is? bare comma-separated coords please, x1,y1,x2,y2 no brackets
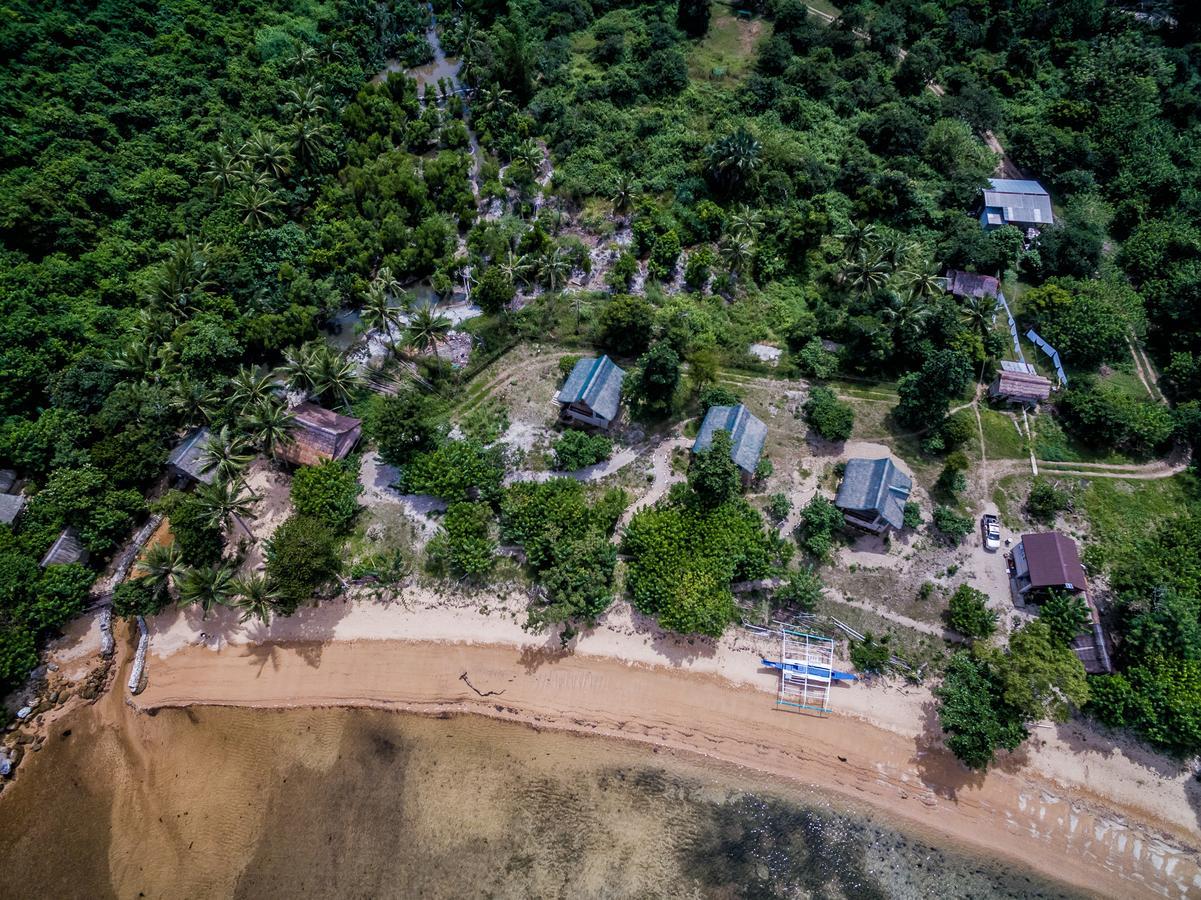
615,435,691,532
990,447,1190,481
832,589,965,643
1127,333,1167,404
504,446,642,486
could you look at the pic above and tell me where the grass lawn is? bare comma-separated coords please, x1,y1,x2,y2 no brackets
978,408,1027,459
688,6,771,85
1077,473,1201,574
1031,412,1138,465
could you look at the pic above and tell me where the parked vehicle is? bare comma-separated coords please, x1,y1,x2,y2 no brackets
982,514,1001,551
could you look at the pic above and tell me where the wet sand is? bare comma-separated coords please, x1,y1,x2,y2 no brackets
122,638,1201,898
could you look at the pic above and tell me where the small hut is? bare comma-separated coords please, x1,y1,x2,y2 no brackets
166,427,217,485
989,369,1052,406
692,403,767,483
835,457,912,534
0,493,25,526
40,527,88,568
278,402,363,466
555,355,625,431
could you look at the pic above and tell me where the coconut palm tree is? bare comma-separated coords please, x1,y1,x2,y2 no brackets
882,292,934,343
245,397,296,460
177,564,237,619
513,139,543,172
541,246,573,293
283,83,327,120
290,117,330,172
244,129,292,179
139,541,184,601
195,477,257,540
705,128,762,194
199,426,255,483
498,250,532,287
231,573,282,624
836,221,878,262
478,84,512,117
229,364,276,410
906,269,946,301
235,184,281,228
728,205,764,239
170,376,219,424
202,143,243,196
309,344,362,411
405,305,453,354
842,251,891,298
719,235,754,277
959,293,996,341
143,235,214,318
611,174,635,220
286,42,319,73
373,265,403,300
280,343,319,397
361,281,406,353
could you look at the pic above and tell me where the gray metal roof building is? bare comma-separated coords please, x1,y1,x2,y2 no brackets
556,355,626,429
835,457,913,533
166,427,217,485
692,403,767,476
0,493,25,526
981,178,1054,229
40,527,88,568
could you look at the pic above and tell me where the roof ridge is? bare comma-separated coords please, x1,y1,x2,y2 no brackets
580,355,607,404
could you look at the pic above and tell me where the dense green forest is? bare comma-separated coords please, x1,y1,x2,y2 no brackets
2,0,1201,760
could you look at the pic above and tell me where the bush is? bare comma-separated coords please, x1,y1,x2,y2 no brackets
368,390,445,468
803,386,854,441
429,501,495,579
774,567,824,611
698,385,741,411
767,492,791,524
1039,591,1091,645
688,430,741,507
796,337,838,379
941,410,975,449
902,501,922,530
290,460,363,533
850,633,892,674
264,515,341,612
553,429,613,470
162,491,224,567
934,506,973,542
597,294,653,356
799,495,844,560
1026,478,1069,524
946,584,997,640
401,439,504,502
627,342,680,418
32,564,94,632
112,576,168,618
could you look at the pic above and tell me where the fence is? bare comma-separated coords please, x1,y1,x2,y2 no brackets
994,292,1025,364
1025,329,1069,386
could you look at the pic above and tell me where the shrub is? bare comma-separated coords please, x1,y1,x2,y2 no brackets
903,501,922,530
688,430,740,507
850,633,892,674
1026,478,1069,524
368,390,445,468
804,386,854,441
698,385,741,411
162,491,224,567
264,515,341,612
290,460,362,533
946,584,997,640
768,492,791,524
112,576,168,618
553,429,613,470
429,501,495,579
934,506,973,542
796,337,838,379
941,410,975,449
32,564,94,632
774,568,824,611
1039,591,1091,645
597,294,653,356
401,439,504,502
799,495,844,560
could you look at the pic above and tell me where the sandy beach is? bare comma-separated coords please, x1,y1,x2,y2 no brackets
125,590,1201,899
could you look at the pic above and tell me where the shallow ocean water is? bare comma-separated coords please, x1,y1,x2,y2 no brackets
0,706,1081,899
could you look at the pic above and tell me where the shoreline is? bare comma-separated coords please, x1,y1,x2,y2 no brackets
132,631,1201,899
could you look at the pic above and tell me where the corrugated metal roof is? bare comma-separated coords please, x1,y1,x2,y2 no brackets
166,428,217,485
835,457,912,530
992,370,1052,402
945,269,1000,299
557,356,625,423
1020,532,1086,591
692,403,767,475
0,493,25,525
983,178,1053,226
40,527,88,568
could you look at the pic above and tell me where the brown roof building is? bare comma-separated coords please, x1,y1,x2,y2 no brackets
945,269,1000,299
989,369,1053,406
278,402,362,467
1012,532,1086,596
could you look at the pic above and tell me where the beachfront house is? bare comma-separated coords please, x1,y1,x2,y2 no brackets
278,402,363,467
692,403,767,483
555,355,625,431
1010,532,1086,598
834,457,912,534
166,427,217,486
40,527,88,569
945,269,1000,300
980,178,1054,231
989,363,1052,407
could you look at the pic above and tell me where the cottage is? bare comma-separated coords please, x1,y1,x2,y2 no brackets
40,527,88,568
555,355,625,431
1011,532,1086,597
692,403,767,482
945,269,1000,300
989,369,1053,406
0,493,25,526
278,402,363,466
980,178,1054,231
835,457,912,534
166,427,217,485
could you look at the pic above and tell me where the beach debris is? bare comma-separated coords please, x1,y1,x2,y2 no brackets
15,706,32,720
0,751,11,777
459,672,505,698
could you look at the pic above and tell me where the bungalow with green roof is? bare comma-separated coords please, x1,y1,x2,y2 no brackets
692,403,767,484
555,355,626,430
835,457,912,534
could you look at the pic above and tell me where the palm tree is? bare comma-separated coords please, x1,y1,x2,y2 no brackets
373,265,402,300
229,364,276,410
195,477,257,540
478,84,512,117
231,573,282,624
906,269,945,300
405,305,453,354
959,293,995,341
290,117,330,172
705,128,762,193
244,129,292,180
498,250,532,287
842,251,891,297
836,221,878,262
235,184,281,228
245,397,296,460
287,42,319,73
280,343,319,397
309,344,362,411
611,174,635,220
139,541,184,601
143,235,214,318
728,205,764,239
513,139,543,172
170,376,218,424
720,235,754,277
882,292,933,343
111,341,156,380
177,564,237,619
541,246,573,293
283,83,327,120
199,425,255,483
202,143,243,196
361,281,406,353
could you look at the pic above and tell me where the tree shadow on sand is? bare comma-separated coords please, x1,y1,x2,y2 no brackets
911,700,988,800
